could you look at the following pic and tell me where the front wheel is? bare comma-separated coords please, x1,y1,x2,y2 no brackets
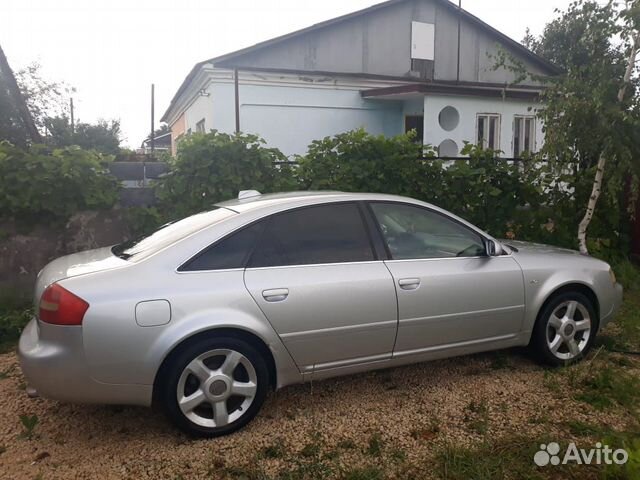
531,292,597,367
159,336,269,437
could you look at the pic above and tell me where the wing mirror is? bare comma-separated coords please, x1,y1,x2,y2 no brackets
485,239,504,257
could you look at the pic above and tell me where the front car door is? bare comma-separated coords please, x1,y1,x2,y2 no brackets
243,202,398,373
367,201,525,356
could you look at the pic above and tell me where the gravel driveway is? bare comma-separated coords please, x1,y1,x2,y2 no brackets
0,345,635,480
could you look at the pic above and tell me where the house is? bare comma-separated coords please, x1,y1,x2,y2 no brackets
161,0,559,158
140,131,172,154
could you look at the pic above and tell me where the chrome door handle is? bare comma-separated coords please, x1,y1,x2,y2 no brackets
398,278,420,290
262,288,289,302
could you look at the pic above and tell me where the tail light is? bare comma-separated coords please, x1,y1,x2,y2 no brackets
39,283,89,326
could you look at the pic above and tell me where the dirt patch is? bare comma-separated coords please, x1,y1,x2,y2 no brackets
0,346,636,480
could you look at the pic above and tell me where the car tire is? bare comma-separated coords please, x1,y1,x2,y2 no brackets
159,336,270,437
531,291,598,367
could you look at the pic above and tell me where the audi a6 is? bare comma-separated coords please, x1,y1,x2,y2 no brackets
19,191,623,436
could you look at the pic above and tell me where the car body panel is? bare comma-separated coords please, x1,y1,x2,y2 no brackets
244,261,398,371
384,255,525,354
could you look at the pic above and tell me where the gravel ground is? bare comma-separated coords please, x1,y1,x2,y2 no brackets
0,345,636,480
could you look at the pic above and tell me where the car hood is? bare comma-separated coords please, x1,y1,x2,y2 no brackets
502,240,582,257
34,247,129,306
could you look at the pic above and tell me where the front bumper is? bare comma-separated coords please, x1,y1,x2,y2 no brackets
600,283,624,328
18,318,152,406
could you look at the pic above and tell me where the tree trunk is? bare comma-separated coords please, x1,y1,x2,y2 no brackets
577,32,639,254
0,43,41,143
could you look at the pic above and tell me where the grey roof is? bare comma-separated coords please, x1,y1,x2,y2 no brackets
162,0,559,122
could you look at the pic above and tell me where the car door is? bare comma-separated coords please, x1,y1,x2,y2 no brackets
243,202,398,373
367,201,525,355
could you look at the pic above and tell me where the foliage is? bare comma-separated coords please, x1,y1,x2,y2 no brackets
298,128,444,201
155,131,297,219
44,116,122,155
0,142,119,222
18,414,39,440
0,61,73,146
502,0,640,253
0,306,31,353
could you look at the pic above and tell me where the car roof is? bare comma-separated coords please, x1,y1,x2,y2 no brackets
215,191,418,213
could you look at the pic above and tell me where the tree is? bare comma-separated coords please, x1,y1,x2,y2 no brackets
509,0,640,255
44,116,122,155
0,45,41,145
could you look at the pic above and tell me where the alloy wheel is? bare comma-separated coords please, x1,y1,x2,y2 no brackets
546,300,592,361
176,348,258,428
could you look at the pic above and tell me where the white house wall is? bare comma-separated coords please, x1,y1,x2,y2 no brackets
183,72,405,157
422,94,543,157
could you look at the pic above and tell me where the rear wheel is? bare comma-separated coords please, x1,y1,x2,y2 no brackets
531,292,597,366
160,336,269,437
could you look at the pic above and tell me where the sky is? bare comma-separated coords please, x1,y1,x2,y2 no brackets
0,0,573,148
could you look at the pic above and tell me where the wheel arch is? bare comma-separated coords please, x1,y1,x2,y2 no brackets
151,327,278,407
534,282,600,333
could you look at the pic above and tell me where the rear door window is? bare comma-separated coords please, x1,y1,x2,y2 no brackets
249,203,375,267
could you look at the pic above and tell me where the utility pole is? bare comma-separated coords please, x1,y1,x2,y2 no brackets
70,97,75,133
234,69,240,134
150,83,155,155
456,0,462,83
0,43,42,143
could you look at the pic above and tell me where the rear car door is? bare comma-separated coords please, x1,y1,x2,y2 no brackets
243,202,398,373
367,201,525,354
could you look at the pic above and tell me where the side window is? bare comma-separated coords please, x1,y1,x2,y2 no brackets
249,203,374,268
370,203,486,260
179,221,265,271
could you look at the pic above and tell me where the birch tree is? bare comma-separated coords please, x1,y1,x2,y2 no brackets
527,0,640,255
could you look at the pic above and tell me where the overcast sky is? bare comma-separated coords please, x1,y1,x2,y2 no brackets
0,0,572,148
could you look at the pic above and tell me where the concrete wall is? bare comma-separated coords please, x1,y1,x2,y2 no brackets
422,94,544,157
223,0,549,86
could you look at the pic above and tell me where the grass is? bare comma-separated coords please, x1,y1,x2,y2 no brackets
574,366,640,412
18,414,39,440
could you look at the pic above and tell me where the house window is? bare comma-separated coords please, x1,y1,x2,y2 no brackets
196,119,206,133
405,115,424,143
476,114,500,150
513,116,535,157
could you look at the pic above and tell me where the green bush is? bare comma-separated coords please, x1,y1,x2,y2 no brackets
0,142,119,223
0,306,31,353
155,131,297,219
298,129,444,201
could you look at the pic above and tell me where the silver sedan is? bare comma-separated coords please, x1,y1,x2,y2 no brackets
19,191,623,436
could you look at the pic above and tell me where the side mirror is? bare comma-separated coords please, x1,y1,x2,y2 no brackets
485,240,503,257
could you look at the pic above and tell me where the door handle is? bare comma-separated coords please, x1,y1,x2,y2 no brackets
398,278,420,290
262,288,289,302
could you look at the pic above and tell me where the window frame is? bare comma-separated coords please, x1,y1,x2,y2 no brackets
196,118,206,133
476,113,501,150
246,201,379,269
513,115,536,157
364,201,491,261
177,201,381,272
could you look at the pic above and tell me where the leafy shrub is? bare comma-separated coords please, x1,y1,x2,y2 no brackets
0,306,31,353
298,129,444,201
155,131,297,219
0,142,119,223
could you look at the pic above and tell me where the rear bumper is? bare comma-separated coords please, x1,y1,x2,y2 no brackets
18,318,152,406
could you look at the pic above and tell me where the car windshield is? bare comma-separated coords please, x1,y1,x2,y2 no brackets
111,208,236,261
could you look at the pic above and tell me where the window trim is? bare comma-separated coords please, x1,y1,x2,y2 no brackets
476,113,501,150
176,218,267,273
246,201,377,269
178,201,379,272
513,115,536,157
365,200,491,261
